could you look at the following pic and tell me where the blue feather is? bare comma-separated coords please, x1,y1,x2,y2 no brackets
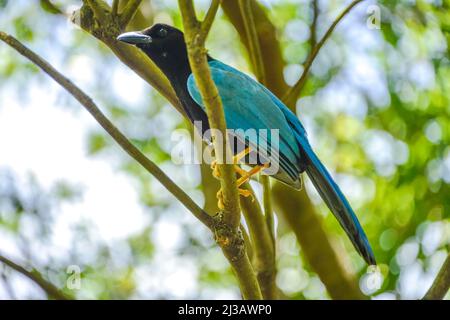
187,60,376,265
295,133,376,265
188,61,303,187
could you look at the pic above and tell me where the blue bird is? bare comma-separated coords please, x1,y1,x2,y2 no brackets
118,24,376,265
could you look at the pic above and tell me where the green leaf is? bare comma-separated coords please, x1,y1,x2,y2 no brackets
39,0,63,15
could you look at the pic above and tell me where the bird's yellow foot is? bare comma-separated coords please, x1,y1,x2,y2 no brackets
233,147,251,164
215,162,269,210
211,159,221,179
217,189,225,211
236,163,270,188
211,147,251,180
238,188,253,198
216,187,254,211
213,147,269,210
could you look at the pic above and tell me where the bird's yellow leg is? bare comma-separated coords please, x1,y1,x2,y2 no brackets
210,147,250,179
216,187,254,211
233,147,251,164
216,162,270,210
213,147,267,210
211,159,220,179
234,165,248,177
236,163,270,188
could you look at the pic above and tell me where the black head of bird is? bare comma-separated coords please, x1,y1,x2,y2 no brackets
117,23,210,129
117,23,189,80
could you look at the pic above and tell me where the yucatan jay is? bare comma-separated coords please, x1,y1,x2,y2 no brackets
117,24,376,265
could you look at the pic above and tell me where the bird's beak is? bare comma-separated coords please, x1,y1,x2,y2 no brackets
117,32,152,45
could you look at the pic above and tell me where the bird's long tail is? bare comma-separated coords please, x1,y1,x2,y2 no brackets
298,137,376,265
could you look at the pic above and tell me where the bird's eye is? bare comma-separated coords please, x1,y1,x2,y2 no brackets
157,28,168,38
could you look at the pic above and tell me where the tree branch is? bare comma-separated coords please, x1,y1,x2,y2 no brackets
112,0,120,16
120,0,143,28
309,0,319,49
240,182,277,299
0,253,72,300
0,30,215,230
200,0,221,42
423,253,450,300
238,0,265,84
74,0,184,115
84,0,109,25
283,0,364,106
178,0,262,300
178,0,240,229
261,175,275,252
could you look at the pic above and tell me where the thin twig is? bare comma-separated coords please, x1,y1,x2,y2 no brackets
309,0,319,49
0,253,72,300
120,0,143,28
200,0,221,42
423,253,450,300
238,0,265,84
283,0,364,106
0,31,215,229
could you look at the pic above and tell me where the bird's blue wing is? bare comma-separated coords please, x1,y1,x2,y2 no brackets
208,60,307,138
187,61,303,186
188,60,375,265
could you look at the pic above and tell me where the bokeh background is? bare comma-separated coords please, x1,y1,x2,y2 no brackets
0,0,449,299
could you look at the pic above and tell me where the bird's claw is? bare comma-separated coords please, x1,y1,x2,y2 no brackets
238,188,254,201
213,147,267,209
216,189,225,211
216,186,254,210
211,160,221,179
